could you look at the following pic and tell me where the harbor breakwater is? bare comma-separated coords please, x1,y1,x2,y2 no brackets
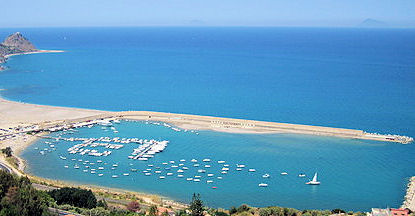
8,109,412,144
119,111,414,144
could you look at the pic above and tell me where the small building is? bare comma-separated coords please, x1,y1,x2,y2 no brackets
390,208,409,216
157,207,176,216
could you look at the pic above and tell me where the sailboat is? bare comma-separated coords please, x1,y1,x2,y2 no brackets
306,172,321,185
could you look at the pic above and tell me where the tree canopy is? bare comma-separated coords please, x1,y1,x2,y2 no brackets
0,170,51,216
48,187,97,209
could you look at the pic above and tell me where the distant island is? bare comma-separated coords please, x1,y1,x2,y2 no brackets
0,32,62,70
357,18,387,28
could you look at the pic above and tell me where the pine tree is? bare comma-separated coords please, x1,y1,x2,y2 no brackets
190,193,204,216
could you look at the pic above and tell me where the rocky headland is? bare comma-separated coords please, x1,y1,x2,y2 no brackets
0,32,37,69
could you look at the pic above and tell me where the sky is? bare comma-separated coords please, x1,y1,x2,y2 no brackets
1,0,415,28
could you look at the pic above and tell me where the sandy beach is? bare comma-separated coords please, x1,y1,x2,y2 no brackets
0,94,109,173
0,95,108,130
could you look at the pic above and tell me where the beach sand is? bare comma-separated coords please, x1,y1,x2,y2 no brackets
0,96,108,129
0,95,108,173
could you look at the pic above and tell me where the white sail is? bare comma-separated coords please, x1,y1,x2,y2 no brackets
306,172,320,185
312,173,318,182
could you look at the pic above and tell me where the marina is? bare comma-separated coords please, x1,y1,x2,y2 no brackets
20,119,415,210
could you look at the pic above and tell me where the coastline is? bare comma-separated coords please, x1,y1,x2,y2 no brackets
2,130,188,209
3,49,65,59
0,50,64,71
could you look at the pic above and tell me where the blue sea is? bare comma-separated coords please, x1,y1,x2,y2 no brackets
1,27,415,211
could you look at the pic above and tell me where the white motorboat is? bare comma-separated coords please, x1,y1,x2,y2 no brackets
258,183,268,187
262,173,270,178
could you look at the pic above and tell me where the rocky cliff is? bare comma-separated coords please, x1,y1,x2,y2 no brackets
0,32,37,64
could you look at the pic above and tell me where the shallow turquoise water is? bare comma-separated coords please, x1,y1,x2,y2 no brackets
22,121,414,211
1,27,415,210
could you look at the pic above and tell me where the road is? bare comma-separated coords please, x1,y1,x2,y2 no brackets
48,207,83,216
0,160,12,173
